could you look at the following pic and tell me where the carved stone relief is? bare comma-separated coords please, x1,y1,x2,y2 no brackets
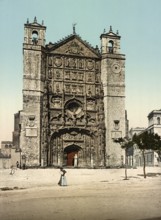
86,59,94,70
64,70,70,80
86,72,93,82
54,69,62,79
50,96,62,108
66,41,84,55
53,56,63,67
87,99,95,110
48,68,53,79
50,112,62,122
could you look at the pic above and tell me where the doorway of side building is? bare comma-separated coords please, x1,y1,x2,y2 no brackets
64,144,81,166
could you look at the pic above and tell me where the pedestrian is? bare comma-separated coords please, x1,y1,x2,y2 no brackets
16,161,19,168
58,167,67,186
22,163,26,170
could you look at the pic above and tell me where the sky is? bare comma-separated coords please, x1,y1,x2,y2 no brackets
1,0,161,144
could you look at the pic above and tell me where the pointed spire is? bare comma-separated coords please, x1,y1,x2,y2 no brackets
34,16,37,23
109,25,112,32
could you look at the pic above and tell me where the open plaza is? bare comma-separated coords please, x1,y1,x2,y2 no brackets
0,166,161,220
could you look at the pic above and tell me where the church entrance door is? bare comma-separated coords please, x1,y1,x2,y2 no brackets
64,144,81,167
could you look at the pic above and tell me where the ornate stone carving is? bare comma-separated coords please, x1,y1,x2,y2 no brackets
51,96,62,108
66,41,84,55
87,99,95,110
86,59,94,70
54,56,63,67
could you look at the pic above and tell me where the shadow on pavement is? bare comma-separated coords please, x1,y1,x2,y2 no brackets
137,173,161,177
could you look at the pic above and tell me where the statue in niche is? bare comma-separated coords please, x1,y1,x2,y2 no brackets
48,83,52,92
72,71,77,80
72,85,77,94
87,86,92,96
48,68,52,79
88,73,92,82
95,73,99,82
69,58,76,68
55,70,61,78
56,84,60,93
96,87,99,95
78,73,84,81
65,58,70,67
65,84,70,93
78,86,83,95
65,71,70,79
79,59,83,69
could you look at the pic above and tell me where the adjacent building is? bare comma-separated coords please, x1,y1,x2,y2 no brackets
128,110,161,167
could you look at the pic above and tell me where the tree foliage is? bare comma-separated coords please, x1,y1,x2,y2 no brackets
133,131,161,152
114,137,134,180
132,131,161,178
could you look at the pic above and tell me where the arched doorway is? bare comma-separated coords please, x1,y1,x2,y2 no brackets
64,144,81,166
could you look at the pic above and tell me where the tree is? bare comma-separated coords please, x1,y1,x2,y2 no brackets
114,137,134,180
133,131,161,178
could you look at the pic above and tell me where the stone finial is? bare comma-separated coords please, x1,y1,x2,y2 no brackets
116,30,119,35
103,29,106,33
110,26,112,32
27,18,29,24
34,16,37,23
42,20,44,25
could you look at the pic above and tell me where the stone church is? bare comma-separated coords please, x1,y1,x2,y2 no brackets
13,17,126,168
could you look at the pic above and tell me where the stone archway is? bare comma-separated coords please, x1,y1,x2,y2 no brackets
64,144,81,167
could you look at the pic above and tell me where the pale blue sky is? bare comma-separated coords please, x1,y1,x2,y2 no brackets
1,0,161,143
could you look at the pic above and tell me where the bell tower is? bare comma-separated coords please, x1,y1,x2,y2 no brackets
20,17,46,167
100,26,126,167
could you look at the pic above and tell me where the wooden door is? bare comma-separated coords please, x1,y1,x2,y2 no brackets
67,151,77,166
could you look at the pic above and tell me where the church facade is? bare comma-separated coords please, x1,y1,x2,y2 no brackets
15,18,126,168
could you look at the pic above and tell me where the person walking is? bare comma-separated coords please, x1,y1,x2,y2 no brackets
58,167,67,186
16,161,19,168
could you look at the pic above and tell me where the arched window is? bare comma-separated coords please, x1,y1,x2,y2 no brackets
108,40,114,53
32,31,38,44
157,117,160,125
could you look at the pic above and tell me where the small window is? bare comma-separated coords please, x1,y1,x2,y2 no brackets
157,117,160,125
